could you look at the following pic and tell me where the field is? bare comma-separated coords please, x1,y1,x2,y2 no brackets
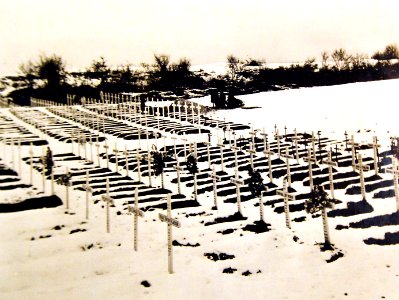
1,79,399,299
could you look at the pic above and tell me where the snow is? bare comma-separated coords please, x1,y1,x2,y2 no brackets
1,79,399,299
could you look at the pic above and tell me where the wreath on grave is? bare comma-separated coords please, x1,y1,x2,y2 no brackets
305,185,337,214
56,172,72,186
247,167,265,197
186,154,198,175
151,145,166,176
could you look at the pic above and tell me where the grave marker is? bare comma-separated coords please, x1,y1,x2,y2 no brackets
29,142,33,185
41,147,46,193
385,158,399,211
368,136,381,175
159,194,181,274
103,140,110,169
174,161,183,195
209,165,221,209
127,188,145,251
95,136,101,166
231,168,244,215
123,145,129,177
292,129,300,162
147,151,154,187
276,179,295,229
217,138,225,172
113,143,119,173
303,148,317,191
135,149,142,182
248,143,257,169
101,178,114,233
81,170,93,220
203,140,212,169
355,153,370,200
323,149,338,200
263,141,274,183
281,146,294,187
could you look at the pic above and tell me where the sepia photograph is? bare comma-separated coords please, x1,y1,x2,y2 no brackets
1,0,398,299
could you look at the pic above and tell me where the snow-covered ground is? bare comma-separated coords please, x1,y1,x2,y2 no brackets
1,79,399,299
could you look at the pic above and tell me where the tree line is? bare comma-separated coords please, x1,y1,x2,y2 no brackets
8,43,399,106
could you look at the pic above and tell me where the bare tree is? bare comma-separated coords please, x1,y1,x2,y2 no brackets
331,48,352,71
36,54,66,88
226,55,242,83
153,54,170,74
351,53,368,69
321,51,329,69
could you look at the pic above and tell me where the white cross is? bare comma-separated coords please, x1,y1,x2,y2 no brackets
128,188,145,251
263,141,274,183
230,168,244,215
276,179,295,229
123,145,129,177
322,149,338,200
113,143,119,173
173,161,184,195
291,129,301,162
101,178,115,233
159,194,181,274
217,138,225,172
367,136,381,175
355,153,370,200
135,149,142,182
280,146,294,186
81,170,93,220
248,142,257,169
384,158,399,212
209,165,221,209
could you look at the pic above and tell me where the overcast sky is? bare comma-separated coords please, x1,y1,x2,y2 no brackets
1,0,398,75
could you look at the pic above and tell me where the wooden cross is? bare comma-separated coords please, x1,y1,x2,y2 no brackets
226,124,233,147
355,153,370,200
171,136,178,159
291,129,300,162
174,161,184,195
231,168,244,215
203,140,212,169
248,143,257,169
209,165,221,209
310,131,318,162
217,138,225,172
159,194,181,274
41,147,46,193
135,149,142,182
81,170,93,220
128,188,145,251
348,135,360,171
275,129,281,157
101,178,115,233
95,137,101,166
89,133,94,162
123,145,129,177
303,148,317,191
260,128,268,152
27,142,33,185
113,143,119,173
231,144,240,170
280,146,294,186
249,127,257,146
147,151,154,187
181,133,188,161
276,179,295,229
367,136,381,175
384,158,399,212
263,141,274,183
323,149,338,200
103,141,110,169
